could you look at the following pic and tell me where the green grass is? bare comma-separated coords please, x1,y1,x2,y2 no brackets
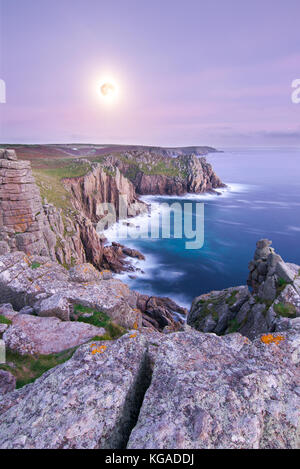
274,302,297,318
0,348,76,389
33,160,90,213
73,304,126,340
119,155,185,180
227,318,240,334
30,262,41,270
276,277,291,296
0,314,12,325
226,290,239,306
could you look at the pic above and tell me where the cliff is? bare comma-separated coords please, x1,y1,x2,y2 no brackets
101,151,225,195
0,147,225,272
0,149,147,272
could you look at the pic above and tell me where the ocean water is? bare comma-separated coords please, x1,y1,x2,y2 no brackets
105,148,300,309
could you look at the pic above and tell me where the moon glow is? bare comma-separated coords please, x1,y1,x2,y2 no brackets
100,82,116,98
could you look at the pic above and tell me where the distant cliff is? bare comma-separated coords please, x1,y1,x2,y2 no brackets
0,147,225,272
0,150,146,272
100,151,225,196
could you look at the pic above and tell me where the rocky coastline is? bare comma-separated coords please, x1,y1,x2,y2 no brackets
0,147,299,449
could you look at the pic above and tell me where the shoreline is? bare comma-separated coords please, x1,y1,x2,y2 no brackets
103,183,245,309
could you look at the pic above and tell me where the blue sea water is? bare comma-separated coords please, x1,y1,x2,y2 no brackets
106,148,300,308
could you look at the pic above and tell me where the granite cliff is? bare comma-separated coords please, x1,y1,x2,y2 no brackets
100,150,225,195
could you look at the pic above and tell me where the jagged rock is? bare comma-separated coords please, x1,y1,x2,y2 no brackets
238,303,269,339
0,303,17,320
127,329,300,449
260,276,277,301
122,247,145,260
0,324,8,334
115,152,225,196
68,263,103,283
0,334,151,448
37,294,71,321
276,285,300,316
18,306,34,315
141,296,187,332
0,252,141,329
188,240,300,340
0,241,10,255
275,261,296,283
2,314,105,355
0,150,53,258
187,286,250,335
0,370,16,395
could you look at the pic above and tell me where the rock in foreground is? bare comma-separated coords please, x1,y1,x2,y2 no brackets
0,334,151,449
0,322,299,449
127,327,300,449
2,314,105,355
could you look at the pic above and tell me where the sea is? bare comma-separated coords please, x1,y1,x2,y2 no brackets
104,147,300,309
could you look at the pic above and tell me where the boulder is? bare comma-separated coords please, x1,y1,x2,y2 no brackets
37,293,71,321
68,263,103,283
0,303,18,321
0,370,16,395
18,306,35,315
0,334,151,449
127,330,300,449
2,314,105,355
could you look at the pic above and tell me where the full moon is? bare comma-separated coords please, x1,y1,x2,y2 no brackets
100,82,116,98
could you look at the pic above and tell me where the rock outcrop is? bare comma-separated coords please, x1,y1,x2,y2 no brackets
0,149,56,258
0,370,16,395
188,240,300,339
128,326,300,449
2,314,105,355
63,163,147,221
102,152,225,196
0,251,184,332
0,322,299,449
0,149,148,273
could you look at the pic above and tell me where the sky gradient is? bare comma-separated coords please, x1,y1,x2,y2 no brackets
0,0,300,147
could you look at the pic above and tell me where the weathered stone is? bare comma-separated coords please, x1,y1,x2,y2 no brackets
238,303,269,340
0,303,17,320
37,293,71,321
0,241,10,255
4,150,18,161
0,370,16,395
260,276,277,301
0,252,141,329
0,334,151,448
18,306,34,315
127,330,300,449
2,314,105,355
0,324,8,334
275,261,296,284
187,286,250,336
68,263,103,283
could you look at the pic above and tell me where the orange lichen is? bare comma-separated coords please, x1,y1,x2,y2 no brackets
261,334,285,345
90,343,107,355
129,333,137,339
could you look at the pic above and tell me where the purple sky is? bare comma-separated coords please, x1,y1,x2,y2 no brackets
0,0,300,147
